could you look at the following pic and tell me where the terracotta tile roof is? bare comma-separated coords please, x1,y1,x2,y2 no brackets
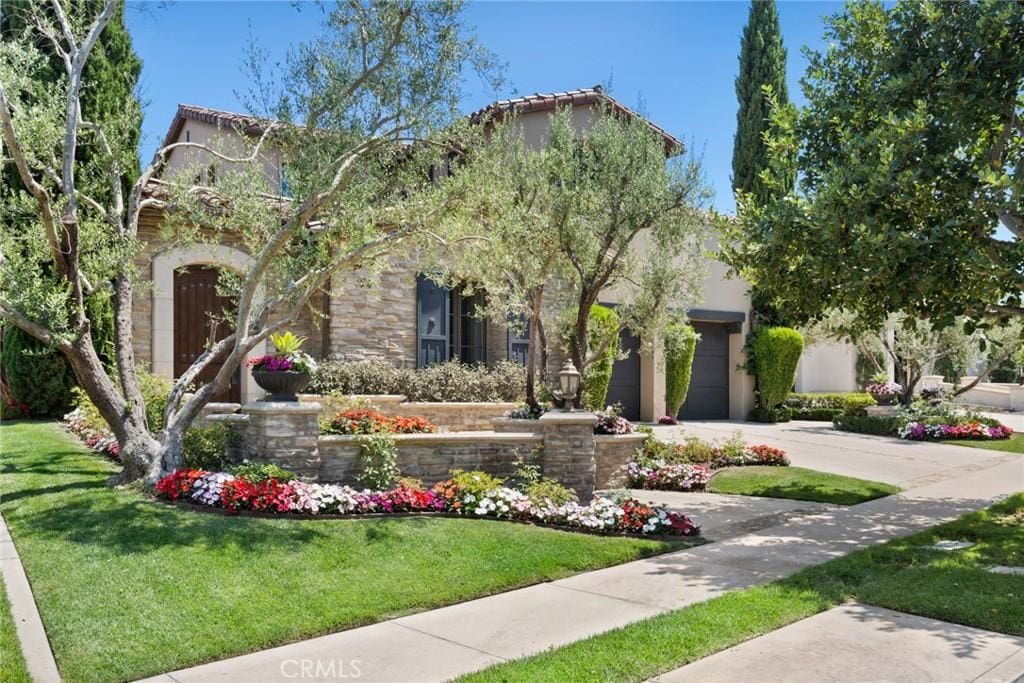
467,85,683,155
159,103,275,153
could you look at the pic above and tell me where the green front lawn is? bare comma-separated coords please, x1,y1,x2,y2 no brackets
0,575,31,683
460,493,1024,682
0,422,674,683
708,466,900,505
946,433,1024,453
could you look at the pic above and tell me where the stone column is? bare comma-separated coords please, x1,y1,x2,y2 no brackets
241,402,322,481
538,412,597,502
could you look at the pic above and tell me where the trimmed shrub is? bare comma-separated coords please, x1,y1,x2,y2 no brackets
229,461,297,484
574,305,621,411
784,392,876,421
749,327,804,411
664,322,697,416
747,405,792,423
832,412,905,436
1,325,75,417
308,360,525,402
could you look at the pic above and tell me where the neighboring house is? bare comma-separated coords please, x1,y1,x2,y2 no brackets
134,87,757,420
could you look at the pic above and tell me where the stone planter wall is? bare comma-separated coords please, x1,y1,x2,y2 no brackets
213,403,644,500
594,433,647,488
299,394,518,431
319,433,542,485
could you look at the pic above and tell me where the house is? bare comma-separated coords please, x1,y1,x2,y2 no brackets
134,87,764,421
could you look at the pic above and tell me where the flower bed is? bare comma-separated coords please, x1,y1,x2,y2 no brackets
154,469,700,537
321,408,437,435
63,408,120,461
627,434,790,491
898,421,1013,441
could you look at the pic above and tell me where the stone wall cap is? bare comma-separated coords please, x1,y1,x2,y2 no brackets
320,431,543,445
538,411,598,425
300,393,406,403
243,401,323,414
594,432,648,442
400,401,519,408
207,413,249,424
201,402,241,412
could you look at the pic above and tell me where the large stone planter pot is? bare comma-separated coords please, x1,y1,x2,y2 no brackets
252,370,310,402
871,394,896,406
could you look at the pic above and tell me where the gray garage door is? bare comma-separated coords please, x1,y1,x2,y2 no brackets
606,329,641,421
677,321,729,420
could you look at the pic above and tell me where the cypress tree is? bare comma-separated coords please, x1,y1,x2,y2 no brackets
0,1,141,412
732,0,790,205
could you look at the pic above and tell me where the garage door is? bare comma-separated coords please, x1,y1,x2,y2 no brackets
677,321,729,420
606,329,641,421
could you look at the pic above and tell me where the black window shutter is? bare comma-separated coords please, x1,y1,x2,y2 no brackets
416,275,449,367
507,315,530,366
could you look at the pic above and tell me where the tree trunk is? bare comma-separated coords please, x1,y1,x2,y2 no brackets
60,332,163,483
524,292,542,411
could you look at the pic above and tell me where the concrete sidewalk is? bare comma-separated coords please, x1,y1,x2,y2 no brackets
653,603,1024,683
138,449,1024,682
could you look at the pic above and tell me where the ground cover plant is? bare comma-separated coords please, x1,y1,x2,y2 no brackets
707,467,899,506
628,433,788,491
458,493,1024,682
832,396,1013,443
0,422,679,683
320,408,437,435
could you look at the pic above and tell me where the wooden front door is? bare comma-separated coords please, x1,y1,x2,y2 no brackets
173,266,241,403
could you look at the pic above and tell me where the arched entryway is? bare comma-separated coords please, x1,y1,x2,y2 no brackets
152,245,265,404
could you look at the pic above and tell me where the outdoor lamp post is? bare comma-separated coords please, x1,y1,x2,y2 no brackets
556,360,582,411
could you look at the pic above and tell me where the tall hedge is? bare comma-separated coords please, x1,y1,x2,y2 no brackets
572,305,621,411
664,322,698,416
1,325,75,417
750,326,804,409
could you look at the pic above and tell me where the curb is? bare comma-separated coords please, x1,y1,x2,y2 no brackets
0,511,61,682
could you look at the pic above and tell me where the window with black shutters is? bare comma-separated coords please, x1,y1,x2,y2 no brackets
416,276,487,367
507,316,530,365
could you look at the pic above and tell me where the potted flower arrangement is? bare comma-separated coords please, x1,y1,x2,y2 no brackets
865,374,902,406
247,331,317,401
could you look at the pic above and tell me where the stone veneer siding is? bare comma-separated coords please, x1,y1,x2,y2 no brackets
593,433,647,488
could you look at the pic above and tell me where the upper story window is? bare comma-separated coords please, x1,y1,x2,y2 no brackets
280,164,292,198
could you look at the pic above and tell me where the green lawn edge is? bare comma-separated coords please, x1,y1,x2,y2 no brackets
945,433,1024,453
458,492,1024,683
0,575,32,683
0,422,678,683
707,466,900,505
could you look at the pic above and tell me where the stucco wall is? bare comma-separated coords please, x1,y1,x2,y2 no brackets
796,342,859,393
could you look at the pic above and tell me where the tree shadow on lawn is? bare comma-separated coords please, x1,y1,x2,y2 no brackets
739,482,895,506
10,491,450,555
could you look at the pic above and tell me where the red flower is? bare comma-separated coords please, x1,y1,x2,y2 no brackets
156,469,206,500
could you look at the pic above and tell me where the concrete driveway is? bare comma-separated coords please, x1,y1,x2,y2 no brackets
651,420,1021,488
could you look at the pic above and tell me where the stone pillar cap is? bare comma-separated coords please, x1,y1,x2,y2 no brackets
538,411,598,425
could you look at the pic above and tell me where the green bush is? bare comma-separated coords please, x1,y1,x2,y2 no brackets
784,392,876,420
664,322,698,416
229,461,298,483
181,425,238,471
70,367,174,433
747,405,792,423
308,360,525,402
1,325,75,417
572,305,621,411
832,412,905,436
749,327,804,411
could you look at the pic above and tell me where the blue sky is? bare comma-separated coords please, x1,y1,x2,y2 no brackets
126,1,844,215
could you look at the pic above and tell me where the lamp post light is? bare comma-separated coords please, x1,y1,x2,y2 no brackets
555,360,582,411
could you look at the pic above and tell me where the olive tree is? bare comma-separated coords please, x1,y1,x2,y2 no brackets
0,0,495,483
